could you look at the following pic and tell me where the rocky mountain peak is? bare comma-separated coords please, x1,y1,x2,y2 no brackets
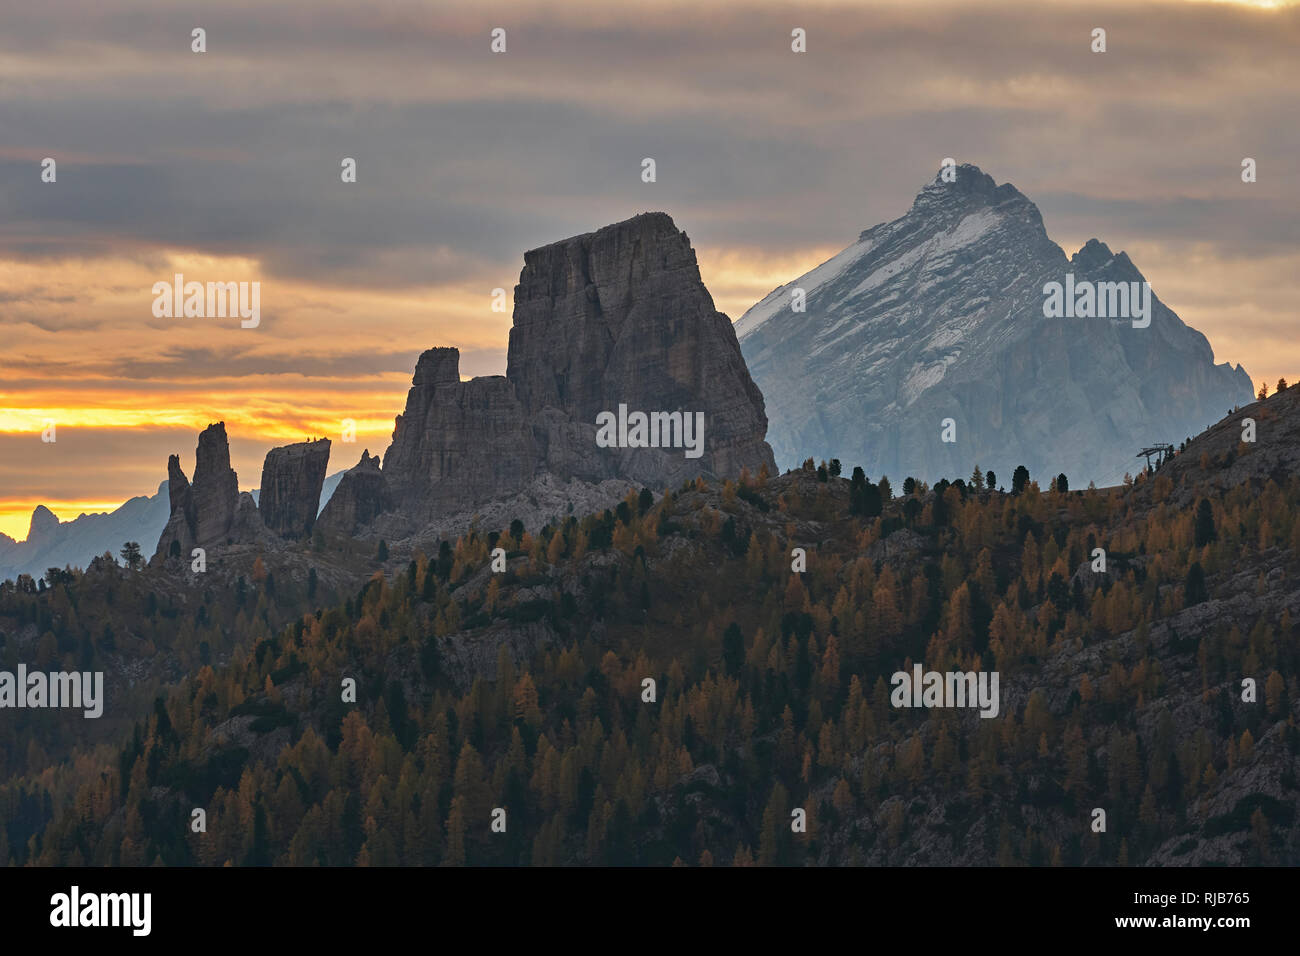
508,211,711,418
194,422,233,482
738,166,1253,486
258,438,332,539
379,212,775,528
1071,238,1116,270
149,214,775,545
510,211,774,473
413,347,464,387
154,422,244,559
166,453,187,486
914,162,999,201
163,453,197,547
26,505,59,544
317,448,391,537
191,423,240,547
906,163,1035,222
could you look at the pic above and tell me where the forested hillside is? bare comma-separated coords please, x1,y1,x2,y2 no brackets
3,390,1299,866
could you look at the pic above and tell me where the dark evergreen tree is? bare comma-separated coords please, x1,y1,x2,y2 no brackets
1194,499,1216,548
119,541,143,570
849,474,882,518
1048,572,1070,610
1185,562,1208,605
722,622,745,677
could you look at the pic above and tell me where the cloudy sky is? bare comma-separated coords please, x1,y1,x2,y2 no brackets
1,0,1297,539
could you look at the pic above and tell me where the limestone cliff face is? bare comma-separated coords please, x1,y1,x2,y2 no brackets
317,450,393,537
154,423,243,559
508,212,776,483
192,423,241,545
382,349,540,519
381,213,776,521
258,438,331,539
154,454,197,557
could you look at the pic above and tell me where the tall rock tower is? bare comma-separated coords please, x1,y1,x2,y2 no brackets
382,213,776,521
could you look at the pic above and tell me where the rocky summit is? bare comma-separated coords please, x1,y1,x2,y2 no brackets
316,450,393,537
382,212,776,524
153,424,310,559
737,164,1253,487
258,438,332,540
507,211,776,483
151,213,776,551
155,422,245,559
191,422,242,546
381,349,540,521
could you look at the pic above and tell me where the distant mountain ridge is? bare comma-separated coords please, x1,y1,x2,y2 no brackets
737,163,1254,486
0,485,170,583
0,471,345,584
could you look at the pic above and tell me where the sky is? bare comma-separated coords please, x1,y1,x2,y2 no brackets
2,0,1298,540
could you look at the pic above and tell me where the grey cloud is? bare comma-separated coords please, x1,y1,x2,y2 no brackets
0,0,1293,332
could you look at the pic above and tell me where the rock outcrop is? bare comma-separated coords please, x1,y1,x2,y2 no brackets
737,164,1253,486
382,350,540,519
147,215,776,545
258,438,331,539
382,213,776,523
155,455,198,556
508,212,776,483
317,450,393,537
192,423,241,545
154,422,244,559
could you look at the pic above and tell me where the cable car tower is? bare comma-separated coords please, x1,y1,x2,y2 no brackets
1136,443,1175,473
